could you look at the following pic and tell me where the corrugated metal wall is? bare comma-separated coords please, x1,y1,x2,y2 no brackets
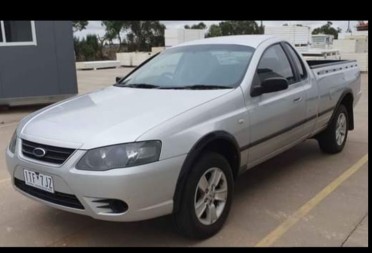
0,21,77,105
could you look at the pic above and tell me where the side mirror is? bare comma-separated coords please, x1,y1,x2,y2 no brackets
252,77,288,96
115,76,124,83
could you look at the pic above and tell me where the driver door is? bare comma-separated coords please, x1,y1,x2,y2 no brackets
246,43,308,167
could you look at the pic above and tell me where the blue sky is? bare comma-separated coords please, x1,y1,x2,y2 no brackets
75,20,361,39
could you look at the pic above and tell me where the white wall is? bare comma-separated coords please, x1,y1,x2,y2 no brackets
264,26,311,46
116,52,155,67
165,29,205,47
341,53,368,71
333,39,368,53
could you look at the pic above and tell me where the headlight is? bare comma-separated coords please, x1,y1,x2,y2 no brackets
8,130,17,154
76,141,162,171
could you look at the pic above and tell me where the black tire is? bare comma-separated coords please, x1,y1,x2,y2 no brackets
317,104,349,154
173,152,234,239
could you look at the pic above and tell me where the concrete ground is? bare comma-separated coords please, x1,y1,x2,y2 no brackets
0,69,368,247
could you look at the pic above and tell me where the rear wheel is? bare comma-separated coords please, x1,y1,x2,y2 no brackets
317,105,348,154
173,152,234,239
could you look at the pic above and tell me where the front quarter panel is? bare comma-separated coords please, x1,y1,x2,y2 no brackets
136,88,249,165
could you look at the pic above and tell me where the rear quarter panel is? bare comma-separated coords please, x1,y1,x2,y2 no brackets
311,61,361,131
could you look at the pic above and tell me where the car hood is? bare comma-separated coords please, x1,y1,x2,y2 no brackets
20,86,232,149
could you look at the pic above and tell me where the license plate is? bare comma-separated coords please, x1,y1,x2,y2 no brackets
23,169,54,193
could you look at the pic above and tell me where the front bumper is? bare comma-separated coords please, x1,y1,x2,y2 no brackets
5,138,186,222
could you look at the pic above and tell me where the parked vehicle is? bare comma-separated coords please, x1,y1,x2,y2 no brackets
6,35,361,239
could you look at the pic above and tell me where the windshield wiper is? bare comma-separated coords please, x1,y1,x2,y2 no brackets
185,84,233,90
118,83,160,89
160,84,233,90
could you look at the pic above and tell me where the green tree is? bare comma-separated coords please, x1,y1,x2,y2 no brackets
184,22,207,29
125,21,166,51
101,21,130,51
312,21,342,39
258,22,264,34
72,21,88,32
96,35,106,59
207,24,222,37
85,34,100,59
206,21,261,37
73,36,82,60
74,34,104,61
101,21,166,52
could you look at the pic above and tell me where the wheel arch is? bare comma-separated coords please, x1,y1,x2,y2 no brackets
173,131,240,213
331,89,354,130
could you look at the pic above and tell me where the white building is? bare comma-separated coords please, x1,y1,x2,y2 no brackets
264,25,311,47
164,28,205,47
332,33,368,71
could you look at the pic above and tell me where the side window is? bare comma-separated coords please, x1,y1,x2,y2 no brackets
283,43,307,80
257,44,295,85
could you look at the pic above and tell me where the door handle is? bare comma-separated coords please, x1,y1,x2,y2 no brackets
293,97,303,103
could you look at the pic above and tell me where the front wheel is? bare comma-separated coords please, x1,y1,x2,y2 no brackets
317,104,349,154
173,152,234,239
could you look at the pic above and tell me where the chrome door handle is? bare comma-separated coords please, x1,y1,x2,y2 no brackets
293,97,303,103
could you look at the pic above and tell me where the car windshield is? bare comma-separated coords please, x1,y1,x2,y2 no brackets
117,44,255,89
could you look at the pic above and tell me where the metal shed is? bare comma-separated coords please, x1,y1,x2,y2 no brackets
0,21,77,106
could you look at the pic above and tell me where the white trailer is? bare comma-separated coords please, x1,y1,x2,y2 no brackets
264,25,311,47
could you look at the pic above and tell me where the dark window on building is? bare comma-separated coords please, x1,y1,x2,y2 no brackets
4,21,33,42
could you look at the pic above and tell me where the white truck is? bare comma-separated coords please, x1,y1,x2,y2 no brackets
6,35,361,238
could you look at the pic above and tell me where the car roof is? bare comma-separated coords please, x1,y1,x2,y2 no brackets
172,35,276,49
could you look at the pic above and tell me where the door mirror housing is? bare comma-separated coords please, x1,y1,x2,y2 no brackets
115,76,124,83
252,77,288,96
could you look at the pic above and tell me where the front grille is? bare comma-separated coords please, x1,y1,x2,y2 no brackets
14,178,84,209
22,139,75,165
